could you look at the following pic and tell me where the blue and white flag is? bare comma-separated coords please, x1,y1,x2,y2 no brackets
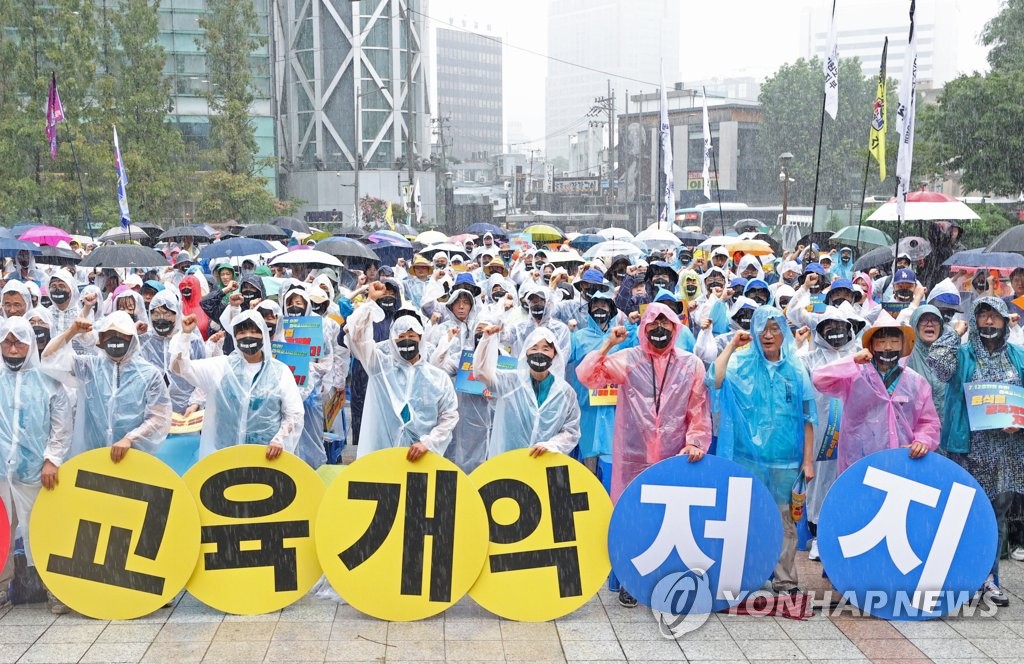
113,124,130,229
659,65,675,224
895,0,918,221
823,0,839,120
702,89,712,200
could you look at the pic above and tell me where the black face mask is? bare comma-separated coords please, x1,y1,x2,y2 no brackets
819,323,851,349
3,354,25,371
530,304,546,320
500,252,513,262
940,309,956,324
49,290,70,305
181,288,193,298
396,339,419,361
103,335,131,359
894,289,914,302
378,296,398,311
873,349,901,365
32,326,50,349
237,337,262,356
527,352,553,372
17,257,29,268
614,271,627,281
241,291,260,308
590,308,611,326
542,274,552,284
706,279,724,291
827,294,853,308
647,327,672,349
978,325,1004,341
313,302,328,315
684,284,699,297
747,289,769,305
652,276,671,289
492,289,507,300
778,297,792,310
733,311,754,330
286,307,305,316
152,319,175,336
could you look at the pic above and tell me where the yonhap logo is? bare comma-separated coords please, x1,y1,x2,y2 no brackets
649,569,713,638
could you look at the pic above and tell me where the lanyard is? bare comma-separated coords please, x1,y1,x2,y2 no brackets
649,354,674,415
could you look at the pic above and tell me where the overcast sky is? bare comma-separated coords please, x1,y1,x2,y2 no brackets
428,0,1002,150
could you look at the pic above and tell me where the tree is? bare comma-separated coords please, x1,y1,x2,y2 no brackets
198,0,263,176
755,57,899,208
194,171,277,224
982,0,1024,73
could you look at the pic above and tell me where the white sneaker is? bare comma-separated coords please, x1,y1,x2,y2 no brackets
982,574,1010,608
1011,547,1024,562
808,538,820,561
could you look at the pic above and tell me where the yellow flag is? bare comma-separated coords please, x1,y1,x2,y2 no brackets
384,202,395,230
868,38,888,181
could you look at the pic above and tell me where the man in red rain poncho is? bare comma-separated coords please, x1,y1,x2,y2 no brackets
576,301,712,608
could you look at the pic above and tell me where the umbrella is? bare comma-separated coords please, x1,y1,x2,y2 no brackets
752,233,783,256
853,246,895,272
943,250,1024,271
80,245,168,268
546,250,586,267
10,224,36,238
98,225,156,244
645,221,685,233
199,237,275,262
733,219,766,233
795,232,836,250
447,233,479,245
367,231,412,247
582,240,643,260
134,223,166,240
466,222,505,236
35,244,82,265
315,237,380,262
393,223,417,237
866,189,981,222
634,229,682,247
0,238,42,259
523,224,564,241
828,225,892,250
987,226,1024,255
727,239,774,256
596,227,634,241
159,225,214,242
19,225,72,246
272,216,311,234
674,230,707,245
697,235,738,250
269,249,344,268
420,243,470,260
894,236,932,261
416,230,448,245
568,234,605,251
0,228,11,239
240,224,289,241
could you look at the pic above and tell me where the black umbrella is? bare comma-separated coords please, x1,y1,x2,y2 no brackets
35,245,82,265
796,231,834,250
271,216,311,234
733,219,765,233
316,237,380,262
159,225,213,242
988,225,1024,254
674,230,707,245
135,223,166,240
80,245,169,268
753,233,782,256
240,224,289,241
853,245,895,272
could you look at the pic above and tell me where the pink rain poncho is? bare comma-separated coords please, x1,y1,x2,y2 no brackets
812,325,941,474
576,302,711,501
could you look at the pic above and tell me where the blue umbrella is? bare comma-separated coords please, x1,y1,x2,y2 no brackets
10,224,36,238
568,234,604,251
367,237,413,265
466,222,506,236
0,238,42,259
943,249,1024,270
199,237,275,262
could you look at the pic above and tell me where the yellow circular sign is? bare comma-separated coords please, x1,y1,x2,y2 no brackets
315,448,489,621
468,449,613,622
29,448,201,620
183,445,325,614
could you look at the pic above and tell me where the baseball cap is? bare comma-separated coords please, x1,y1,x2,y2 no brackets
893,268,917,285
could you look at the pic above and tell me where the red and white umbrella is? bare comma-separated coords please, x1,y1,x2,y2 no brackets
866,189,980,222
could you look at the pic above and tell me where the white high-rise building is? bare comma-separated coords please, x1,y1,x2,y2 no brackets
545,0,680,162
800,0,963,87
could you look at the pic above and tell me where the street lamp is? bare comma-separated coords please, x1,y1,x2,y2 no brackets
779,152,794,226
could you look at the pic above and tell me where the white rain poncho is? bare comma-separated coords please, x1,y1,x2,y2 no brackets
280,288,329,468
473,327,580,458
112,288,150,329
1,281,33,317
45,311,171,457
346,300,459,457
140,290,206,414
47,269,82,338
507,281,571,363
0,317,72,567
170,310,303,460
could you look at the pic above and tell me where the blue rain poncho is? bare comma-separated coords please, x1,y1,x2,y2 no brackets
44,311,171,457
568,293,638,459
708,306,817,505
346,300,459,457
140,290,206,414
474,327,581,457
170,310,304,460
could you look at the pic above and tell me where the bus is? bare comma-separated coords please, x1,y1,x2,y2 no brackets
675,203,813,235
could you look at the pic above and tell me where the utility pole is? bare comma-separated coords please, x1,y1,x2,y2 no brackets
589,81,615,202
404,3,416,222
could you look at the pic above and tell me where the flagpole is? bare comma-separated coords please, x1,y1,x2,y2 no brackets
855,150,871,250
62,125,94,241
810,92,827,235
703,87,726,237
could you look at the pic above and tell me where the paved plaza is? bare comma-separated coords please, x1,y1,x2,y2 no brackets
2,556,1023,663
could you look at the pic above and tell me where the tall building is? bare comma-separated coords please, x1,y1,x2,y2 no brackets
273,0,434,222
545,0,680,161
800,0,962,86
435,24,503,161
159,0,277,195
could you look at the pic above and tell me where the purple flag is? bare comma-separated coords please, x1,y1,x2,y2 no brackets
46,72,65,160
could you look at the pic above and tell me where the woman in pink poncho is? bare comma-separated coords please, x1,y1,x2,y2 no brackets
811,310,940,475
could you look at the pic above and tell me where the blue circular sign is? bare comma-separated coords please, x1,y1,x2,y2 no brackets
608,454,783,613
818,449,997,620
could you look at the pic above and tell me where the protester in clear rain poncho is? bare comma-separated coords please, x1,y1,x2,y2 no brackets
709,305,816,594
567,291,638,471
43,311,171,461
0,316,72,614
171,310,304,461
345,282,458,460
474,326,580,458
1,281,32,319
507,280,571,363
279,288,330,468
928,296,1024,607
141,290,206,414
26,306,53,357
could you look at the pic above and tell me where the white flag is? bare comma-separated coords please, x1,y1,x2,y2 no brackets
412,178,422,222
895,0,917,221
702,89,712,200
659,67,675,224
823,0,839,120
113,125,131,229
